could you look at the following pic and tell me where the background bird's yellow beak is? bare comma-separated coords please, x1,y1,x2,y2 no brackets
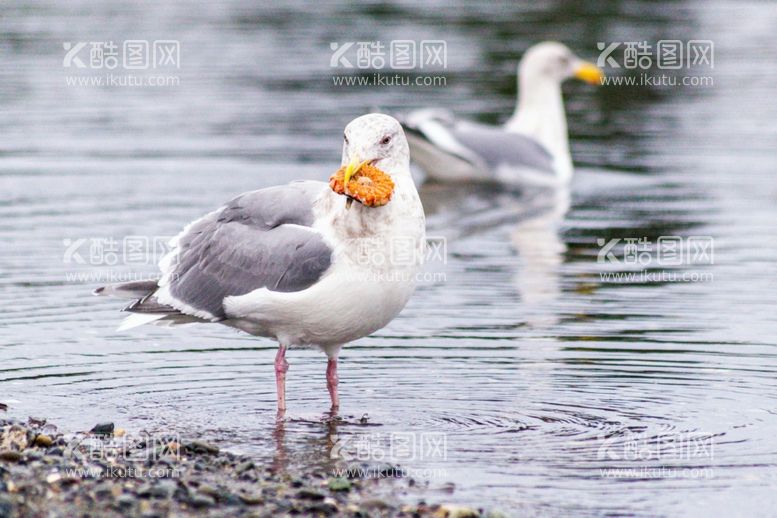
574,62,604,85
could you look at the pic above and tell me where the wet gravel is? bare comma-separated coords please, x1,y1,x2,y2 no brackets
0,417,497,518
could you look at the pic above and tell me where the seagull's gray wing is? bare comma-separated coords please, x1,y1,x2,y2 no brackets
126,181,333,320
451,124,554,173
400,109,485,168
400,109,554,179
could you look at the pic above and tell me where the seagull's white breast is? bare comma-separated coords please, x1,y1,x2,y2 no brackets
222,175,425,349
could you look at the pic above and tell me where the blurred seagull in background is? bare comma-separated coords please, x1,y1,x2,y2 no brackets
95,114,425,414
400,42,603,186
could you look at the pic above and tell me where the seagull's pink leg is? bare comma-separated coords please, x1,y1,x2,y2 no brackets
275,345,289,413
326,357,339,411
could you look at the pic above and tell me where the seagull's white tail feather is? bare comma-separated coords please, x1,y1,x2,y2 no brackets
117,313,166,332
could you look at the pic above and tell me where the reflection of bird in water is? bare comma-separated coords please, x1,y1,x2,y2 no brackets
401,42,603,186
271,416,287,473
270,413,378,476
421,183,570,327
509,188,570,327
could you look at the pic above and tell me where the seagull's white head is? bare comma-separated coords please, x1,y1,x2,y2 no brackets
519,41,603,86
341,113,410,180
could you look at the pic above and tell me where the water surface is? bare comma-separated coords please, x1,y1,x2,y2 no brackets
2,1,777,515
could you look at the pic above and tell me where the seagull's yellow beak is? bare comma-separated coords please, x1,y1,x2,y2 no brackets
343,156,369,186
574,61,604,85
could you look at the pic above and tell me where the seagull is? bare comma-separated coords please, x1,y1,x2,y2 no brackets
400,41,603,186
95,113,426,414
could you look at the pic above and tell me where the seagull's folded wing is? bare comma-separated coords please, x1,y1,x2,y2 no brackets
452,122,554,173
400,109,486,170
400,109,555,181
140,181,333,321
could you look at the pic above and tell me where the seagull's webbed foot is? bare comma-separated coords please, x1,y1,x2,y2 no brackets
275,345,289,414
326,357,339,412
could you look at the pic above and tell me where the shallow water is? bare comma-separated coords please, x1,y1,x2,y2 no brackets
2,0,777,515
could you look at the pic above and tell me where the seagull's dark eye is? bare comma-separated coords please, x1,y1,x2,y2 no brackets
344,134,349,144
380,135,392,145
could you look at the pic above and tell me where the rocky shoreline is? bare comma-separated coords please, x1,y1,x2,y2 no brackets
0,417,496,518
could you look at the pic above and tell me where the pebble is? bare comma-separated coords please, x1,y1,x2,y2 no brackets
222,492,243,507
138,500,152,515
306,501,339,515
296,488,325,501
93,481,119,498
137,480,176,499
185,440,219,455
435,504,481,518
189,494,214,508
235,460,254,474
238,492,264,506
0,451,22,463
0,427,29,451
0,496,13,517
328,477,352,492
361,498,393,511
89,423,114,436
156,479,178,498
24,450,42,461
34,434,53,448
116,494,137,509
196,483,219,498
